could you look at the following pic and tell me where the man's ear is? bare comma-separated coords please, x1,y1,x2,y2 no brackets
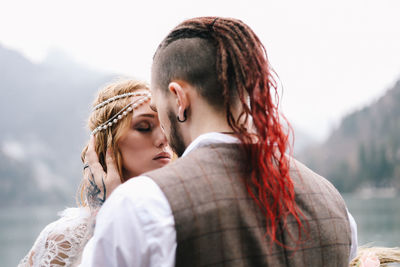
168,81,189,120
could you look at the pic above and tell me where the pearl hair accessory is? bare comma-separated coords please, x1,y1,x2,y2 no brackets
92,92,150,111
91,92,151,135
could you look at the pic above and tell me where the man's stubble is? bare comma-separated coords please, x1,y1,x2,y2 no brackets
167,108,187,157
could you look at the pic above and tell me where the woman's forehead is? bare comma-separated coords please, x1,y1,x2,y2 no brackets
131,102,158,119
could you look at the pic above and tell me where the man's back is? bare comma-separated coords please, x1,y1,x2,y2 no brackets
147,143,351,267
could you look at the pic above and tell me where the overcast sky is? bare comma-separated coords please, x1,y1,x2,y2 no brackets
1,0,399,140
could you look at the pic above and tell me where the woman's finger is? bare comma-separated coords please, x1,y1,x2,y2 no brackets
84,135,104,180
105,147,122,197
85,135,99,165
105,147,119,176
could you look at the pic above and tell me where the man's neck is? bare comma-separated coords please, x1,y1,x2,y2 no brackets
182,94,244,148
192,120,233,139
183,110,234,147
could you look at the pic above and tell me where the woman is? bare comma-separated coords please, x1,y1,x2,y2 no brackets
18,79,172,267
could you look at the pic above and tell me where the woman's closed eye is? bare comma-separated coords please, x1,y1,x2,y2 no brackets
135,121,153,132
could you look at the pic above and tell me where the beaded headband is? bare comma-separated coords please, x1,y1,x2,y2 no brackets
91,92,151,135
92,92,149,111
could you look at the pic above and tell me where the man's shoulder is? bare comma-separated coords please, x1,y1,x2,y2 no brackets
156,143,243,168
99,176,172,223
289,157,342,194
142,158,186,186
109,176,164,204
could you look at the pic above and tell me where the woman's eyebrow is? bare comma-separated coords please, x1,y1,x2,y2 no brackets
135,113,156,118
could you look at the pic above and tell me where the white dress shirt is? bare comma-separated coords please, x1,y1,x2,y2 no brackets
79,132,357,266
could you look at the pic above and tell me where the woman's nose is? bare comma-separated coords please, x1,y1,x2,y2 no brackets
154,126,168,148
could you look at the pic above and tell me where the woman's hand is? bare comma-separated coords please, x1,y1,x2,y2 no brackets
83,136,122,209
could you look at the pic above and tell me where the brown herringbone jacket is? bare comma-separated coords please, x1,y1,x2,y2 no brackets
146,143,351,266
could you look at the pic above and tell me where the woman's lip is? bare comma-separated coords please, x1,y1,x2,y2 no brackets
154,157,171,164
153,152,172,160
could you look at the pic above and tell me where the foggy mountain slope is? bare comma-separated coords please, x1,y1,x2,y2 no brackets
0,44,117,205
298,79,400,192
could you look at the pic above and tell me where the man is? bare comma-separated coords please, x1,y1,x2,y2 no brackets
80,16,357,266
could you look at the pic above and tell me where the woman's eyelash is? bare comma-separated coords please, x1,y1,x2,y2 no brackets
135,122,152,131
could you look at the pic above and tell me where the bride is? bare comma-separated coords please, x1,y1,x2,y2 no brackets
18,79,173,266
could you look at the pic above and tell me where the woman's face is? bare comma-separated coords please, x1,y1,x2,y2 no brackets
117,93,172,179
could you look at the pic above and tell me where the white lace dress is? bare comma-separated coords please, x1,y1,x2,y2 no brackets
18,207,96,267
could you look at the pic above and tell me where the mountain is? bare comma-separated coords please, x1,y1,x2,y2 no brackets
298,79,400,192
0,44,117,206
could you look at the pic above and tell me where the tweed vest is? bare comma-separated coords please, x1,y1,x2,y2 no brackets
145,143,351,267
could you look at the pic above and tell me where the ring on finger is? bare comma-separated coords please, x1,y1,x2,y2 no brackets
83,162,90,170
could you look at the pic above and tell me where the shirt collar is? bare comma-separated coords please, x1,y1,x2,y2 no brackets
181,132,239,157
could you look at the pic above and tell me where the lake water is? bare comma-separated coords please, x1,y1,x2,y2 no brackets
343,194,400,247
1,196,399,267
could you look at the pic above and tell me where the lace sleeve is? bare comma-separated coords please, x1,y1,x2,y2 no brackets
18,207,96,267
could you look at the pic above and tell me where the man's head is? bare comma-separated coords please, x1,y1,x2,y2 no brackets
150,36,222,156
150,17,263,155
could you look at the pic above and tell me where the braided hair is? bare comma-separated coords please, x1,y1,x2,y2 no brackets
152,16,305,247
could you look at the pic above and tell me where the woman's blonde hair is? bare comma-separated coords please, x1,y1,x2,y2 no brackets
78,79,149,206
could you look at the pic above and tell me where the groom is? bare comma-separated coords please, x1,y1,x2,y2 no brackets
80,17,356,266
